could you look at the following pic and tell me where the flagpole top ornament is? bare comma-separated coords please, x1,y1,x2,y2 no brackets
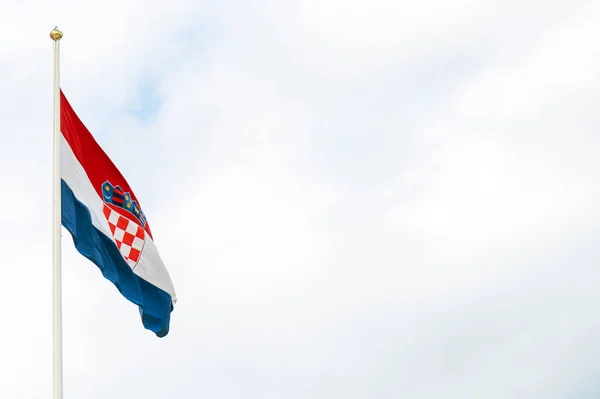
50,27,63,41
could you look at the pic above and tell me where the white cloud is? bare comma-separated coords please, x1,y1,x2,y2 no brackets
452,1,600,121
390,139,595,258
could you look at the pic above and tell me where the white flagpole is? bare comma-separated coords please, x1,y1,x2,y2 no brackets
50,26,63,399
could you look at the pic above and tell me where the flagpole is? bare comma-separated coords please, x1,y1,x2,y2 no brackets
50,26,64,399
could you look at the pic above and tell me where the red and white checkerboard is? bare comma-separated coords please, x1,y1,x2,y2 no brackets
102,204,146,268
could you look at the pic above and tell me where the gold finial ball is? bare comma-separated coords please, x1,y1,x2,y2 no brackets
50,26,63,41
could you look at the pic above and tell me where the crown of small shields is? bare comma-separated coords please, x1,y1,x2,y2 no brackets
101,181,147,228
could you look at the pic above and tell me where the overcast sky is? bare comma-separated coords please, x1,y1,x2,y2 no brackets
2,0,600,397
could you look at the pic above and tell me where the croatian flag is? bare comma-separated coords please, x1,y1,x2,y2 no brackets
60,91,176,337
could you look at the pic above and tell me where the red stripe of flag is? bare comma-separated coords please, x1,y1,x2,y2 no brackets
60,90,153,239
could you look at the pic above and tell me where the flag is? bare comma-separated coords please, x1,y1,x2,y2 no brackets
59,90,176,337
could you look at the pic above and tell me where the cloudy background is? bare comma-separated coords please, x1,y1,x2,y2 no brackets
1,0,600,397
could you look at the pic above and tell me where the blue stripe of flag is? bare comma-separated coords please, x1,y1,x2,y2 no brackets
60,180,173,337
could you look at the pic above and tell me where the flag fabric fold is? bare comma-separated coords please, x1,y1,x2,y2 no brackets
60,90,176,337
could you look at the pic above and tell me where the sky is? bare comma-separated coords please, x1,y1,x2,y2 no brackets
1,0,600,397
